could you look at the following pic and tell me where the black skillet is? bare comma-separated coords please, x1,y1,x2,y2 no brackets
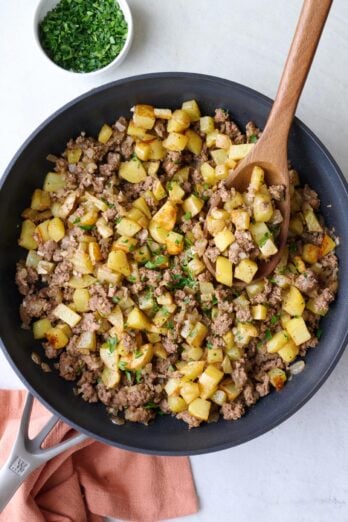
0,73,347,457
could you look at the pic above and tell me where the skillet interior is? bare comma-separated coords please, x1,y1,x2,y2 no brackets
0,73,347,455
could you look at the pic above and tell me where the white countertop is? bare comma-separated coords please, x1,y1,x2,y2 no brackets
1,1,348,521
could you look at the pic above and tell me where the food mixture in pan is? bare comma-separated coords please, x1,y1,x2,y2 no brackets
16,101,338,428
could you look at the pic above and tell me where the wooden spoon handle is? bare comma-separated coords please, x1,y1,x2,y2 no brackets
264,0,332,145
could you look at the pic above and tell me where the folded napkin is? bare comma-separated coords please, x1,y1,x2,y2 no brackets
0,390,198,522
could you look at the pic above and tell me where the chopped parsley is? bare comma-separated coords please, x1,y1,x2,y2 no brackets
166,320,174,330
145,255,167,269
270,314,280,325
169,273,196,290
39,0,128,73
289,243,298,254
78,224,95,231
316,328,323,339
101,197,115,209
107,336,118,352
128,275,137,283
206,342,213,349
259,232,271,247
118,360,128,371
135,370,142,383
112,296,120,304
134,350,143,359
183,212,192,221
125,370,132,383
73,218,81,224
264,329,272,341
249,135,258,143
115,217,122,224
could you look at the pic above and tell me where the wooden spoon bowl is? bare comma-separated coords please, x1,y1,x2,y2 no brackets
204,0,332,286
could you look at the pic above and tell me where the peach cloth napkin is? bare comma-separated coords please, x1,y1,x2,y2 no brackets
0,390,198,522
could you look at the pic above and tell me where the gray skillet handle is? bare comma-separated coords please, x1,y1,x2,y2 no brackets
0,393,88,512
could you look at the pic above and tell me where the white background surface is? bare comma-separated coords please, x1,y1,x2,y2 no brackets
1,1,348,521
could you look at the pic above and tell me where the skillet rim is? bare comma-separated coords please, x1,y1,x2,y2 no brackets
1,72,347,456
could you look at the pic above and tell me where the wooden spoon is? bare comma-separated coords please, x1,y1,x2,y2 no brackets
204,0,333,285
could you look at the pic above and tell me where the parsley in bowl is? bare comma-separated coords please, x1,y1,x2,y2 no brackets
34,0,133,75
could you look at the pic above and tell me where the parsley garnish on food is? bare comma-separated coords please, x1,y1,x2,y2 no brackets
183,212,192,221
259,232,271,247
289,242,298,254
270,314,280,325
125,370,132,383
78,224,95,231
73,218,81,224
135,370,142,383
264,329,272,341
112,296,120,304
145,255,167,269
39,0,128,73
118,360,128,371
107,336,118,352
134,350,143,359
316,328,323,339
249,135,258,143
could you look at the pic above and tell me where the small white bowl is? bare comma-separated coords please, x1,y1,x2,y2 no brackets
33,0,134,76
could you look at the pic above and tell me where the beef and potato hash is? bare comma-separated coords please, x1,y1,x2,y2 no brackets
16,101,338,428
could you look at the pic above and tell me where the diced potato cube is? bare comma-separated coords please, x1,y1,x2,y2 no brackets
98,124,113,143
72,251,93,274
222,354,233,374
43,172,66,192
107,305,124,332
84,192,108,212
187,257,205,276
173,166,190,183
107,250,131,276
148,139,166,160
154,108,172,119
115,218,140,238
266,330,289,353
186,322,208,347
282,285,305,316
119,158,147,183
134,142,150,161
235,322,258,346
21,207,52,221
219,379,242,401
206,129,219,148
182,99,201,121
166,231,184,255
246,280,265,298
165,377,181,396
48,217,65,242
79,209,99,227
153,342,168,359
46,327,69,349
201,162,216,185
216,256,233,287
132,196,152,219
303,206,322,232
224,191,244,211
207,348,223,363
278,339,299,363
215,133,231,149
206,216,225,235
68,275,96,288
56,323,72,338
127,307,152,331
293,256,306,274
34,220,50,243
31,189,51,211
199,365,224,399
87,242,102,264
167,109,191,132
53,303,81,327
188,398,211,421
181,382,200,404
101,367,121,389
251,304,267,320
77,331,97,352
127,121,148,139
319,234,336,257
100,343,119,370
152,180,167,201
231,210,250,230
153,304,176,328
253,193,273,222
94,217,112,239
268,368,287,390
152,201,177,231
215,164,229,181
285,317,311,345
200,116,215,134
67,148,82,164
133,245,151,264
167,182,185,203
168,396,187,413
182,195,204,218
223,330,235,350
25,250,40,269
306,298,328,317
186,346,204,361
180,361,205,381
163,132,188,151
73,288,90,313
211,389,227,406
210,149,228,166
113,236,138,254
214,228,235,252
33,318,52,339
133,104,156,129
234,259,258,284
19,220,38,250
185,129,203,155
130,343,154,370
228,143,254,160
280,312,292,328
302,243,320,264
96,265,122,285
149,220,169,244
249,166,265,192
